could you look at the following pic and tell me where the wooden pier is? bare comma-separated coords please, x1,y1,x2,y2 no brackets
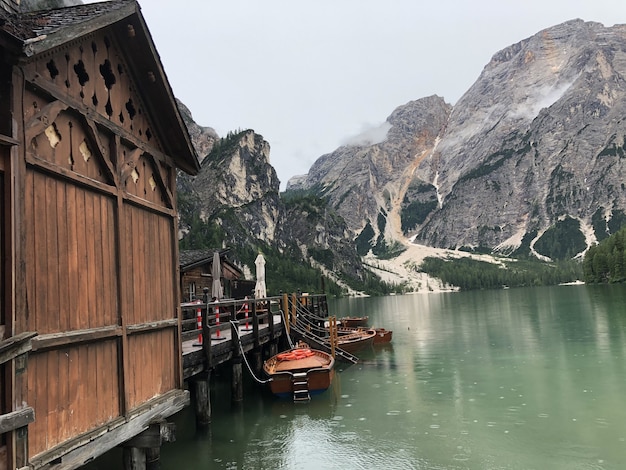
178,293,340,425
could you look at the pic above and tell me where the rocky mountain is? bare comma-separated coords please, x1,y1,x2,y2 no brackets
176,126,374,295
289,20,626,262
176,99,219,163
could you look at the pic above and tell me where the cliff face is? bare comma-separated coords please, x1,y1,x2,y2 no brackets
289,20,626,260
415,20,626,256
288,96,451,246
192,130,283,244
176,99,219,162
177,128,369,291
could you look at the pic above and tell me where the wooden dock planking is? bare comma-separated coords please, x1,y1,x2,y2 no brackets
181,314,284,379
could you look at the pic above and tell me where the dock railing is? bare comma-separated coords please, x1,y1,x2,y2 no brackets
180,292,339,368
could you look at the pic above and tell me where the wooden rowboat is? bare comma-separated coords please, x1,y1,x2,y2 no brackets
336,328,376,354
372,327,393,344
339,316,369,328
263,347,335,401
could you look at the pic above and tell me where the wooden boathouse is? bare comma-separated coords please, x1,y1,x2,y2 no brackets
0,1,200,469
179,249,254,303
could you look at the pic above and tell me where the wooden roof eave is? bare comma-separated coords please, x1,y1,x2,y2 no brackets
110,6,200,176
14,1,201,177
20,2,138,59
180,249,242,274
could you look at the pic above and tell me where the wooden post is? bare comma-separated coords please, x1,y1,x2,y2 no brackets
291,293,297,327
123,447,146,470
267,300,274,339
201,288,212,368
122,422,175,470
329,316,337,358
251,350,263,377
231,323,243,403
252,301,260,346
231,357,243,403
146,447,160,470
194,371,211,427
282,293,289,336
268,341,278,359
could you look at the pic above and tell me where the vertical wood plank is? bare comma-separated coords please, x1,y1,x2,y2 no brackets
24,171,35,332
135,207,145,324
68,346,80,436
99,196,112,326
45,176,59,334
91,193,103,328
147,211,155,321
57,181,70,332
46,350,59,449
57,347,70,442
105,340,116,420
66,184,79,331
163,216,172,320
33,172,47,334
85,191,96,328
114,137,129,415
76,187,88,330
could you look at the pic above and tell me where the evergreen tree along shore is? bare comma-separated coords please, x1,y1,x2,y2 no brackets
583,227,626,283
419,256,582,291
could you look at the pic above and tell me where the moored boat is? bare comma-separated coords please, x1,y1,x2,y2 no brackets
372,327,393,344
336,328,376,354
263,347,335,400
339,316,369,328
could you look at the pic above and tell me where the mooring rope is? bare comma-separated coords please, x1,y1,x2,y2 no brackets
280,308,296,348
229,321,271,384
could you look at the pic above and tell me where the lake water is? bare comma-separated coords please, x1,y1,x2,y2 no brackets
87,284,626,469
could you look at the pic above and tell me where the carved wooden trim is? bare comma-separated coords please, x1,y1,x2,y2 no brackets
121,147,143,185
26,73,179,171
81,116,118,187
24,100,69,144
143,153,173,208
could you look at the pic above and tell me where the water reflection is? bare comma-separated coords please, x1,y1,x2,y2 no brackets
86,285,626,469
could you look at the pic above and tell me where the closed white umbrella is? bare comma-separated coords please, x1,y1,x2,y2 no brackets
254,254,266,299
211,251,223,300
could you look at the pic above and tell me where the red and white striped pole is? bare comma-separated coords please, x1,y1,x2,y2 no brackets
214,301,221,339
243,296,250,330
196,299,203,344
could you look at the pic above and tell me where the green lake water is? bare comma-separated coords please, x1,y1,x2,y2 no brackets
87,284,626,469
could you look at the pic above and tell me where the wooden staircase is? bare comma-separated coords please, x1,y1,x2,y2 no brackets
291,372,310,402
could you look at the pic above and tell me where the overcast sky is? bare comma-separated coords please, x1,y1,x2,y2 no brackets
96,1,626,188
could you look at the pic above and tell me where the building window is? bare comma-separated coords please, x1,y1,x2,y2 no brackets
189,282,196,301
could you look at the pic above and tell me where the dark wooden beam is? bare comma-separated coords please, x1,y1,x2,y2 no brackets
25,152,117,199
0,133,19,146
0,331,37,364
0,407,35,434
31,326,122,352
126,319,177,335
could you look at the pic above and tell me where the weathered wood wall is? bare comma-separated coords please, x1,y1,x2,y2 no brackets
12,29,184,460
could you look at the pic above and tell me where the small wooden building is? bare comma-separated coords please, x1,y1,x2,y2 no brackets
0,1,200,468
179,249,254,302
